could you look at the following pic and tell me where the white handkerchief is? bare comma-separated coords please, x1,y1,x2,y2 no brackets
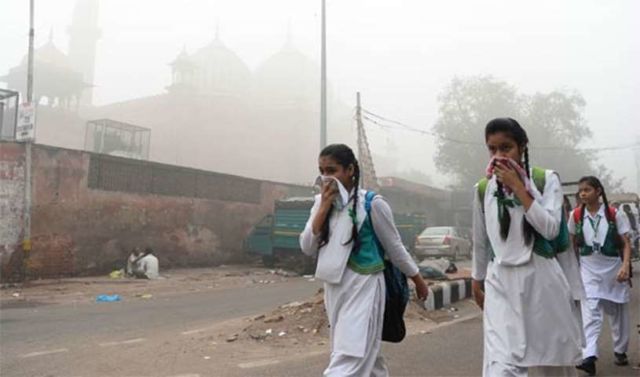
316,175,350,211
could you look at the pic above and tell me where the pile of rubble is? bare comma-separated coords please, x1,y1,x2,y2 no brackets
237,287,434,346
239,288,328,346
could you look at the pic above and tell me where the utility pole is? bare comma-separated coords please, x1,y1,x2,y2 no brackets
22,0,35,281
319,0,327,150
355,92,379,190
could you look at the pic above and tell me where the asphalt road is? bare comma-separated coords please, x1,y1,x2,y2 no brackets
2,262,639,376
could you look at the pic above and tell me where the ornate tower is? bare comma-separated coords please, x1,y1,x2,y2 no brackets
67,0,100,107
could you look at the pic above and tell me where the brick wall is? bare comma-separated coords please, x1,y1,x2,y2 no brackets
0,142,25,281
1,142,312,279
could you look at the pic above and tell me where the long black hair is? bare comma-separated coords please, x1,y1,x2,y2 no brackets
318,144,361,250
575,176,623,249
485,117,535,245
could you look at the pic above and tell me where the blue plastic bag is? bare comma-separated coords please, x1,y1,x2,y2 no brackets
96,294,121,302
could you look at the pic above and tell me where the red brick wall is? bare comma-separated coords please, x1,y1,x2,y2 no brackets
0,142,26,281
1,143,311,279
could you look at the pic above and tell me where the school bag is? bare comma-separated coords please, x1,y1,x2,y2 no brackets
477,167,570,258
364,191,410,343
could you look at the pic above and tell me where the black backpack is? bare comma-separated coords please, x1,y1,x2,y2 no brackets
365,191,410,343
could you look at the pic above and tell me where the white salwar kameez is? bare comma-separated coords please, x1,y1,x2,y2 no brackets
567,205,631,359
473,170,584,377
300,190,419,377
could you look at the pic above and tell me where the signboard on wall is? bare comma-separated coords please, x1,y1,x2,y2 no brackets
16,102,36,141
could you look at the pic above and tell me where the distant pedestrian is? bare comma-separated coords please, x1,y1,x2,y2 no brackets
472,118,584,376
300,144,429,377
569,177,632,376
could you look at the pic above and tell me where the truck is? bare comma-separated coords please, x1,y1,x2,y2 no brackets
244,196,427,274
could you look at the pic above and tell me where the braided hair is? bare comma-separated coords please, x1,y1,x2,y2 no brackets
317,144,361,250
575,176,624,249
485,117,535,245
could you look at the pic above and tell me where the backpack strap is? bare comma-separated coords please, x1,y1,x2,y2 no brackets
365,191,376,214
573,206,582,224
606,207,617,223
477,178,489,212
531,166,546,193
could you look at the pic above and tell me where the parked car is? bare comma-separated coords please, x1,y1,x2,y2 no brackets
414,226,472,261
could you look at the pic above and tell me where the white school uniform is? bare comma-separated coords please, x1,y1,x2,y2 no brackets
567,204,631,358
300,189,418,377
473,170,583,377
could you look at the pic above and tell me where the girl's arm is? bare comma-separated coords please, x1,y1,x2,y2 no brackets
370,197,429,300
615,210,632,281
472,185,489,309
494,164,562,238
300,183,338,256
299,195,323,256
522,172,563,240
557,209,585,300
369,197,418,276
472,185,490,281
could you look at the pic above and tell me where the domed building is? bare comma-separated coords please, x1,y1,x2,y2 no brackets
253,39,318,109
1,32,90,109
167,34,251,97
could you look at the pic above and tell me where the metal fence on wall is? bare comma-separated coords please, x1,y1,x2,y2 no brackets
88,154,263,204
85,119,151,160
0,89,19,140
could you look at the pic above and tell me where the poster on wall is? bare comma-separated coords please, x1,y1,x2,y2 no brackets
16,102,36,141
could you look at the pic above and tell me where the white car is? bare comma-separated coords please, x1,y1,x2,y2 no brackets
414,226,472,261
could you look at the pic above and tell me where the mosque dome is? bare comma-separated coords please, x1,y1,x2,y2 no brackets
185,36,251,96
253,42,318,108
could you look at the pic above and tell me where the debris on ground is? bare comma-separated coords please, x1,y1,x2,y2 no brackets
242,288,328,345
96,294,121,302
109,269,125,279
270,269,299,278
418,258,453,280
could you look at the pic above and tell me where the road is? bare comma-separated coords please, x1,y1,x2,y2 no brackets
1,264,639,376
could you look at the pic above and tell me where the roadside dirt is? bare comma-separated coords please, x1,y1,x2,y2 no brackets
0,265,305,307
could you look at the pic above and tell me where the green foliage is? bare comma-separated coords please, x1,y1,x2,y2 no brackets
433,76,621,190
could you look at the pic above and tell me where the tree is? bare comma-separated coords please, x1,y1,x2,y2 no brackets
433,76,621,190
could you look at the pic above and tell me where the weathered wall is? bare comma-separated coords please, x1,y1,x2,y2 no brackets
1,142,312,279
0,142,25,281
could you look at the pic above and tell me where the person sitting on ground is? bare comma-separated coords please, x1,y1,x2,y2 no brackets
136,247,160,279
126,247,143,277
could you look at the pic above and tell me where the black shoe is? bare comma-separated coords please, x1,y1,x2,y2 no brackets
614,352,629,366
576,356,597,376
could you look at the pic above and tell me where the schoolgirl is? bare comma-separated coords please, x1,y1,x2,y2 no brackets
300,144,429,377
472,118,584,376
569,176,632,376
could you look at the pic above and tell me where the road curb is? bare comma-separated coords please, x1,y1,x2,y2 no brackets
423,278,472,311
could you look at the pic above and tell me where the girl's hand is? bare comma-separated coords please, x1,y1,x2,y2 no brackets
472,279,485,310
412,276,429,301
320,179,338,208
494,162,524,192
616,264,630,282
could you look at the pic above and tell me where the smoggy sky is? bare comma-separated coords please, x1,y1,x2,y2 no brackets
2,0,638,190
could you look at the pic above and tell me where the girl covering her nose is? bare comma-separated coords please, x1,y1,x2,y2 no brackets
300,144,429,377
472,118,584,377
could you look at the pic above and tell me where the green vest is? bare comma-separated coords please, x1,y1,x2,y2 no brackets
347,191,385,274
575,209,620,257
477,166,570,259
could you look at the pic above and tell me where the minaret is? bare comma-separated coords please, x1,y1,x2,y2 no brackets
67,0,100,107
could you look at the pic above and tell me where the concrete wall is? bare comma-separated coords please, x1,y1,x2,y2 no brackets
0,142,25,281
1,142,312,280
